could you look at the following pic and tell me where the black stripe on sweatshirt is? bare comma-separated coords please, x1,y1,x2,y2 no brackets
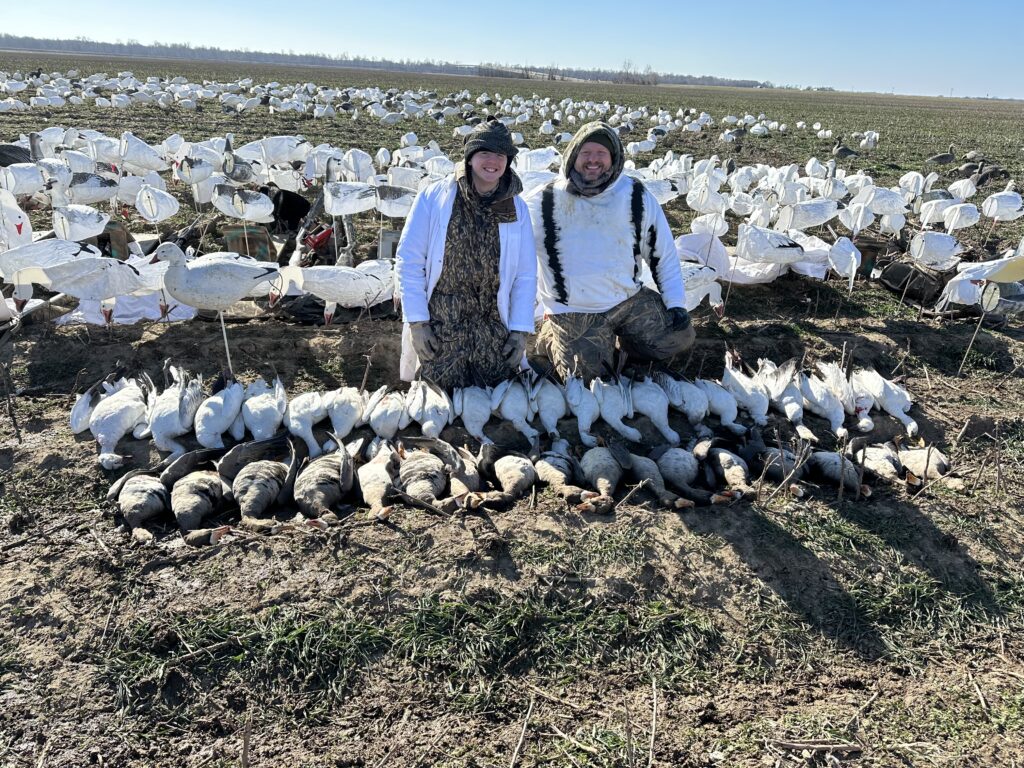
630,179,645,280
541,185,569,305
647,223,663,293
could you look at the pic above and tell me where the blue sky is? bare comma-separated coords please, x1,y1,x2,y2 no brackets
7,0,1023,99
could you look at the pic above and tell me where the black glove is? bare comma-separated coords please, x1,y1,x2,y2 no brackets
667,307,691,332
501,331,529,367
409,321,438,361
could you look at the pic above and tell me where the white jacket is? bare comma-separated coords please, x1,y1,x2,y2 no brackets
524,173,685,315
395,175,538,381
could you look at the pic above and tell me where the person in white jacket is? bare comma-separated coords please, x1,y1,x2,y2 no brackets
395,119,537,387
524,121,693,381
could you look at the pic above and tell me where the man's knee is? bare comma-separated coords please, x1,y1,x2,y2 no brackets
665,323,695,356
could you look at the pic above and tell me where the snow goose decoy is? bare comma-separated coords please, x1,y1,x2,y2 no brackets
153,242,291,373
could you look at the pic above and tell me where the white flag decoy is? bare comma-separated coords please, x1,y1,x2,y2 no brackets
839,203,874,238
324,182,377,216
981,187,1024,221
776,199,838,230
690,213,728,238
136,184,180,223
910,231,964,271
53,205,109,240
211,185,275,223
119,132,168,171
828,237,861,294
0,163,45,195
943,203,980,233
374,185,416,218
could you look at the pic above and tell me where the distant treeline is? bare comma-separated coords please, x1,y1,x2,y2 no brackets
0,34,771,89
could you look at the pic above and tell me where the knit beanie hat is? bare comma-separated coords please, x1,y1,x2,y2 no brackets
463,118,518,161
580,132,616,156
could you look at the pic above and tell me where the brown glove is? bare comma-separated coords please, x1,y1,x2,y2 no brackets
409,321,438,361
501,331,528,367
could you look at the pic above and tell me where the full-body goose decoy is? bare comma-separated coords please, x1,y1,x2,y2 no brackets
926,144,956,170
832,137,858,161
153,242,290,374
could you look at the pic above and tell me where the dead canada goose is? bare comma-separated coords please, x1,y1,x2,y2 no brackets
575,443,630,514
652,446,737,507
628,452,694,509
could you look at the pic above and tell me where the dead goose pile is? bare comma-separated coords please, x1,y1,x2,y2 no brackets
77,349,952,539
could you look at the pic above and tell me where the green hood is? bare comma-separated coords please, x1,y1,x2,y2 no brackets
561,121,625,195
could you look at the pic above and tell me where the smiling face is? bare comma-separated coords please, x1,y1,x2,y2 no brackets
468,150,508,194
574,141,613,182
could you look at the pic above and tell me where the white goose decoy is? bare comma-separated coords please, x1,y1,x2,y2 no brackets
12,256,148,324
322,385,364,442
909,231,964,271
375,185,416,218
53,205,110,241
754,358,817,442
0,189,31,249
147,361,204,458
679,263,724,316
851,369,917,437
736,225,806,265
153,242,291,373
943,203,980,234
721,350,769,426
696,378,746,435
194,374,244,449
286,391,328,457
211,184,274,223
241,376,287,440
89,376,152,469
293,261,394,324
453,385,493,445
828,237,861,294
799,372,849,439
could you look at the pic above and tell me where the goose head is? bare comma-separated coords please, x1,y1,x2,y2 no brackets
151,241,187,265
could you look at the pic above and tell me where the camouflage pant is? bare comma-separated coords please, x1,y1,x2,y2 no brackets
536,288,695,381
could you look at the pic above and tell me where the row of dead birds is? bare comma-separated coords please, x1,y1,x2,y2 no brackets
108,421,950,546
72,351,929,474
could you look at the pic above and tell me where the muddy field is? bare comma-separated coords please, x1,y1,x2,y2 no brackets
2,54,1024,767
